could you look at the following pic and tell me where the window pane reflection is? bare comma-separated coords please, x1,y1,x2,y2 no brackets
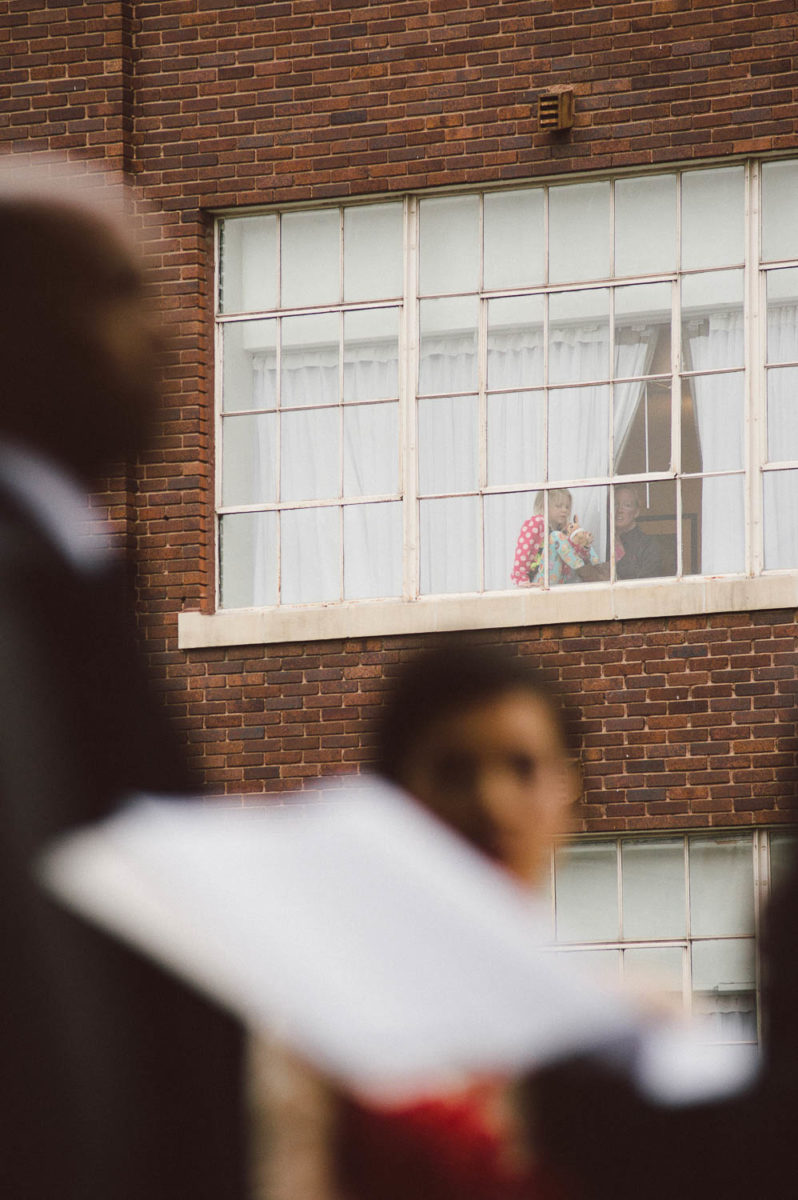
223,320,277,413
417,395,478,495
343,308,399,403
487,295,544,390
221,413,277,507
419,497,480,594
280,507,341,604
344,503,402,599
681,167,745,270
344,203,403,302
762,160,798,263
690,835,755,938
281,209,340,307
763,469,798,569
691,939,756,1044
220,215,277,314
419,194,480,295
555,841,618,943
487,392,544,488
549,289,610,385
419,297,478,395
219,512,277,609
484,188,544,289
549,181,611,284
615,174,677,276
281,313,339,408
622,839,686,939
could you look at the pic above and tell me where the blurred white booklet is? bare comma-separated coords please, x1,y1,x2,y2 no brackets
36,778,758,1102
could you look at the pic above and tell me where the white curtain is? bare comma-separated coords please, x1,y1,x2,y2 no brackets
685,313,746,575
226,325,655,604
245,345,400,606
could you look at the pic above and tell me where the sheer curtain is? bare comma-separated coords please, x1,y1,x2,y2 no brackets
685,312,746,574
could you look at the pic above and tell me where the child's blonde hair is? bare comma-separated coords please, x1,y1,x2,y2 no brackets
533,488,572,517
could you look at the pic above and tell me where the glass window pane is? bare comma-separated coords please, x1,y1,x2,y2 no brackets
219,512,277,609
419,194,480,295
549,181,611,284
343,202,403,302
549,386,610,481
221,413,277,507
488,295,545,390
549,290,610,386
614,283,671,379
418,395,478,495
486,490,540,591
223,320,277,413
763,468,798,569
691,939,756,1043
281,209,340,307
689,835,754,938
615,380,672,477
614,174,677,276
344,502,402,599
766,268,798,366
554,841,619,943
281,313,339,408
622,838,686,939
343,402,398,497
220,215,277,314
343,308,399,402
483,188,545,289
694,474,745,576
419,496,480,594
419,297,479,394
623,947,684,999
560,484,610,573
770,831,798,894
557,948,620,986
762,159,798,263
614,479,677,580
682,271,744,372
487,392,544,488
681,167,745,270
280,507,340,605
280,408,340,502
687,371,744,472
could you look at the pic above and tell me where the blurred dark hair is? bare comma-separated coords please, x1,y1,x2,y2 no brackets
375,640,578,785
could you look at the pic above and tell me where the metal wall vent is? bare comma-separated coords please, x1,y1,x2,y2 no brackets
538,90,574,132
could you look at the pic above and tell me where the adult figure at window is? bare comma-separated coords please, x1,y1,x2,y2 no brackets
0,158,246,1200
613,485,662,580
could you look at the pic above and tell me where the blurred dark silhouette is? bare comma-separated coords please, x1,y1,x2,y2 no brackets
0,158,245,1200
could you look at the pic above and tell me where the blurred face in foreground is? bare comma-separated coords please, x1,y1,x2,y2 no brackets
401,689,578,887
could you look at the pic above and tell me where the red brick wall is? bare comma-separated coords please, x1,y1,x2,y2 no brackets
3,1,798,827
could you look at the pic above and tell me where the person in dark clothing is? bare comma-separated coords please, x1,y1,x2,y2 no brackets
614,485,663,580
0,158,246,1200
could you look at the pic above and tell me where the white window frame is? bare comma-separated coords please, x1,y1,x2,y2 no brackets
179,156,798,651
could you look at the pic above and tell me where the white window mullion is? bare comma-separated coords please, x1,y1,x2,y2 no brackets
403,197,420,601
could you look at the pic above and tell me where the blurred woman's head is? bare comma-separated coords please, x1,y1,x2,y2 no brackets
534,489,572,531
375,643,580,885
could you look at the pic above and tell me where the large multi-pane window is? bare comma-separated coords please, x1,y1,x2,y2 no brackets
214,158,798,617
544,829,797,1047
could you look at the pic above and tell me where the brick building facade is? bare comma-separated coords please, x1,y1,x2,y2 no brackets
5,1,798,1011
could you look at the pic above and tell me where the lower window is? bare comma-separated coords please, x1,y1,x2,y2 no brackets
543,829,797,1046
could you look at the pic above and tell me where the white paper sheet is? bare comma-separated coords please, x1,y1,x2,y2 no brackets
36,778,759,1102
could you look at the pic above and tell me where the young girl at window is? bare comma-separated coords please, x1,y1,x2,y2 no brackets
511,489,598,587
